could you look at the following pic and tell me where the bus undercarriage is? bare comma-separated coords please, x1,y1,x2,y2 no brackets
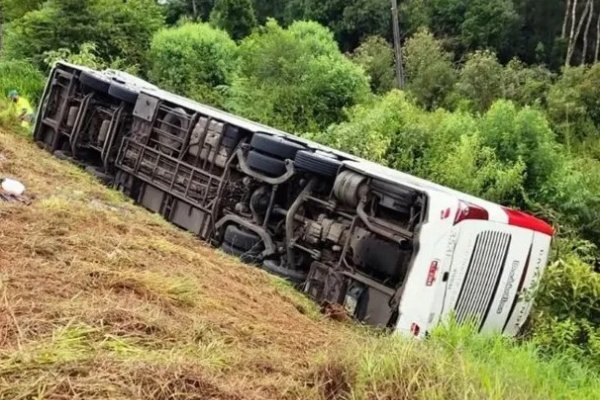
35,63,427,328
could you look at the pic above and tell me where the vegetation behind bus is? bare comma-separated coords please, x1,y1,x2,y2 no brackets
0,0,599,384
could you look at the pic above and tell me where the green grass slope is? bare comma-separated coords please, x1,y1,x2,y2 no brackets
0,127,598,399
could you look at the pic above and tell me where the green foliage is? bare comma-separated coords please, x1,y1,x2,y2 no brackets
404,29,456,110
425,113,526,204
327,322,600,399
210,0,257,41
252,0,287,24
0,60,45,104
148,23,237,107
3,0,164,70
503,59,554,107
1,0,43,22
284,0,390,51
532,251,600,370
162,0,214,24
543,157,600,246
316,92,526,204
455,50,504,112
229,20,370,132
546,66,598,151
460,0,520,59
479,100,560,197
313,91,421,165
43,43,139,75
351,36,395,94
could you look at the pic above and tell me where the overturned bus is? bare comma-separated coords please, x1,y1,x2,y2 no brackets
33,62,554,337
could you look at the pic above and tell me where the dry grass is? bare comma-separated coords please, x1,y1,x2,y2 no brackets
1,127,598,400
0,128,350,399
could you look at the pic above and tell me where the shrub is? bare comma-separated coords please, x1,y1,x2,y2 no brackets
148,22,238,106
209,0,257,41
456,50,504,112
228,20,370,133
351,36,396,94
0,60,45,104
479,100,561,198
532,251,600,370
404,28,456,110
3,0,164,70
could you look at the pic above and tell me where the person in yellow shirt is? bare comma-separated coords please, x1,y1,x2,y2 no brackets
7,90,34,129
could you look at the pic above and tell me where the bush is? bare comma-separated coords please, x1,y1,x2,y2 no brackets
404,29,456,110
479,100,561,198
0,60,45,104
503,59,554,107
3,0,164,70
148,22,238,106
532,251,600,370
228,20,371,133
456,50,504,113
351,36,395,94
210,0,257,41
313,91,424,165
316,92,526,204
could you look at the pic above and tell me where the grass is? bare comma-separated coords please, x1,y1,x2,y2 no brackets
0,60,45,102
0,125,599,399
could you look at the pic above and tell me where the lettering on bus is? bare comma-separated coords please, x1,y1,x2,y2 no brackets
497,260,519,315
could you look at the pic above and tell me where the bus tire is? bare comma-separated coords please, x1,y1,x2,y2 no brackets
158,107,189,153
294,150,342,178
262,260,307,284
80,71,110,93
221,242,245,257
108,82,139,104
250,133,305,160
223,225,262,251
246,150,287,177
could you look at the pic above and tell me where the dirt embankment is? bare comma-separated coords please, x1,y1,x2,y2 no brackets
0,129,357,400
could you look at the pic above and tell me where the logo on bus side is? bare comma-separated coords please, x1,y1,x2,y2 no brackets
496,260,519,314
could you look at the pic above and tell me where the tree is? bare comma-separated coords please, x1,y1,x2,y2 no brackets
546,66,592,150
210,0,257,41
351,36,395,94
456,50,504,112
2,0,43,22
503,59,554,107
148,22,237,106
402,0,530,63
228,20,371,132
252,0,287,24
479,100,561,196
284,0,392,51
404,29,456,109
3,0,164,70
460,0,521,60
340,0,391,50
162,0,214,25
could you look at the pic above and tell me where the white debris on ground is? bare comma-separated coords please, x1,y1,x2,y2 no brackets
0,177,30,203
1,178,26,196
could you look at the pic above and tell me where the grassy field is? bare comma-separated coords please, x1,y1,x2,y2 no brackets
0,126,598,399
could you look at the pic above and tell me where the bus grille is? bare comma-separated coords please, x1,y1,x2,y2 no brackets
455,231,511,328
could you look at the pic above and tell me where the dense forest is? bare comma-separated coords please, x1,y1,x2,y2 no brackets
0,0,598,375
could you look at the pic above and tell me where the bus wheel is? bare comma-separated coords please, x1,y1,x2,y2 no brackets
246,150,287,177
108,82,139,104
294,150,341,178
250,133,305,160
223,224,262,251
262,260,307,284
80,71,110,93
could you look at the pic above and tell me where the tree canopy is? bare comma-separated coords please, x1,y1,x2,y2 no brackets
227,20,370,132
